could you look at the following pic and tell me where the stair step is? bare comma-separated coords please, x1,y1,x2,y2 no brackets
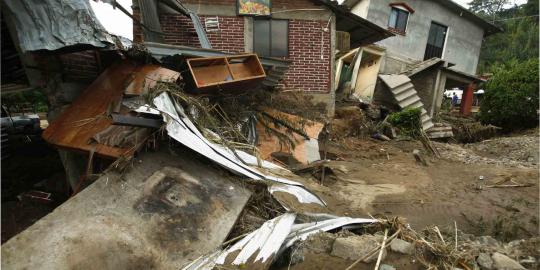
394,89,416,102
399,95,421,108
422,121,434,130
391,83,415,96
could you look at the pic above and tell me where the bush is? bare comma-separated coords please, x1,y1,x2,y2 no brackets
387,108,422,137
479,59,539,131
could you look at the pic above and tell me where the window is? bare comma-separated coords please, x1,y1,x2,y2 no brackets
388,7,409,33
253,19,288,57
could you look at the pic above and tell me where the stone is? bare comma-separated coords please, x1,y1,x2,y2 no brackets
518,256,536,268
331,234,386,263
379,264,396,270
491,252,525,270
477,253,494,270
478,236,500,247
389,238,414,255
413,149,428,166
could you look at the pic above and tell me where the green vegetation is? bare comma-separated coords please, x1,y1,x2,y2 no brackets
479,59,539,131
387,108,422,137
472,0,539,73
468,0,539,131
2,89,48,113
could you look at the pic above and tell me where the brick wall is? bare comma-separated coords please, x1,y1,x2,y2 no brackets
282,19,331,92
160,14,245,53
133,0,332,93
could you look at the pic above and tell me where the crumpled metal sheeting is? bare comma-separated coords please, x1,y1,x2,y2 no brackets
153,92,326,208
182,213,377,270
278,216,378,254
3,0,117,52
268,184,328,211
182,213,296,270
215,213,296,266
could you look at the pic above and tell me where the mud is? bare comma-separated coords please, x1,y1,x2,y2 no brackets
318,133,539,240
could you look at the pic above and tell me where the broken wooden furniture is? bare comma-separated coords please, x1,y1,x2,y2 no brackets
185,54,266,94
41,61,180,159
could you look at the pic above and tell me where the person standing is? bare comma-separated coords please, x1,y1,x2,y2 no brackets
451,92,459,108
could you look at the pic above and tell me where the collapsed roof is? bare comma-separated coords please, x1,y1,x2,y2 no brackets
313,0,395,46
1,0,129,52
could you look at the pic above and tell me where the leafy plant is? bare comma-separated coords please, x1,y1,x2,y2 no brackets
479,59,539,131
387,108,422,137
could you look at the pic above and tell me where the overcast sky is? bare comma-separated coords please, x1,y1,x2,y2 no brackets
90,0,528,40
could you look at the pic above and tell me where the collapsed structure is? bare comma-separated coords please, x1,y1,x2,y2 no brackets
2,1,532,270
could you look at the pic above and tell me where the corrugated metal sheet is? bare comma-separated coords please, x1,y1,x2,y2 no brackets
2,0,123,52
137,0,165,42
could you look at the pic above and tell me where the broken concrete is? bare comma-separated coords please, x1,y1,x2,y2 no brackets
477,252,494,270
1,149,251,270
389,238,414,255
491,253,526,270
331,234,386,263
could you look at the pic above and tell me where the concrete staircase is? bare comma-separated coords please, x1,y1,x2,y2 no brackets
379,74,434,131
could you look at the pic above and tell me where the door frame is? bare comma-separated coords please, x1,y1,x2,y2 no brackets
424,21,449,60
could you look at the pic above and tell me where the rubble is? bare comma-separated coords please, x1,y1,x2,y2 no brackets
331,234,386,263
389,238,414,255
477,252,494,270
491,252,526,270
435,134,539,168
1,1,537,269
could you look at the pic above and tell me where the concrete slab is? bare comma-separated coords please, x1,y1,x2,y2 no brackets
1,149,251,270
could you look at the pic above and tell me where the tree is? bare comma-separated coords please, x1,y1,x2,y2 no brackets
479,59,539,131
475,0,539,73
468,0,510,20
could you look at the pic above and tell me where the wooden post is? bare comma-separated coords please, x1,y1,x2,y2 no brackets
460,83,475,116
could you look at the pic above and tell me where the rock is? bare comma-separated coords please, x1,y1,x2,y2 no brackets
372,133,391,141
477,253,494,270
331,234,386,263
478,236,500,247
379,264,396,270
389,238,414,255
412,149,428,166
289,242,305,265
519,256,535,267
491,252,525,270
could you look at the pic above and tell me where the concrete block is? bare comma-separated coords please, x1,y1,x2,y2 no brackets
491,252,525,270
331,234,386,263
390,238,414,255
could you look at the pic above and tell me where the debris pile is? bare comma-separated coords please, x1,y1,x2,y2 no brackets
1,1,536,269
434,134,539,168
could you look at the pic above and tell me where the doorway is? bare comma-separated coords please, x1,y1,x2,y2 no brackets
424,22,448,60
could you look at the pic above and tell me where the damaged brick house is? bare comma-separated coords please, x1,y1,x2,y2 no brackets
343,0,502,121
132,0,392,113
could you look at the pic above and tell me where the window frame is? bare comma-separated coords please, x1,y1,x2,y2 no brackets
388,6,410,35
253,18,289,58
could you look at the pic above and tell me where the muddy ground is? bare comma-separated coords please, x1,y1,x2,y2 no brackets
1,129,538,268
280,131,539,269
308,132,538,240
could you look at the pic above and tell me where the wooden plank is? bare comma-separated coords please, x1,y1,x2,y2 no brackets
42,61,135,158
